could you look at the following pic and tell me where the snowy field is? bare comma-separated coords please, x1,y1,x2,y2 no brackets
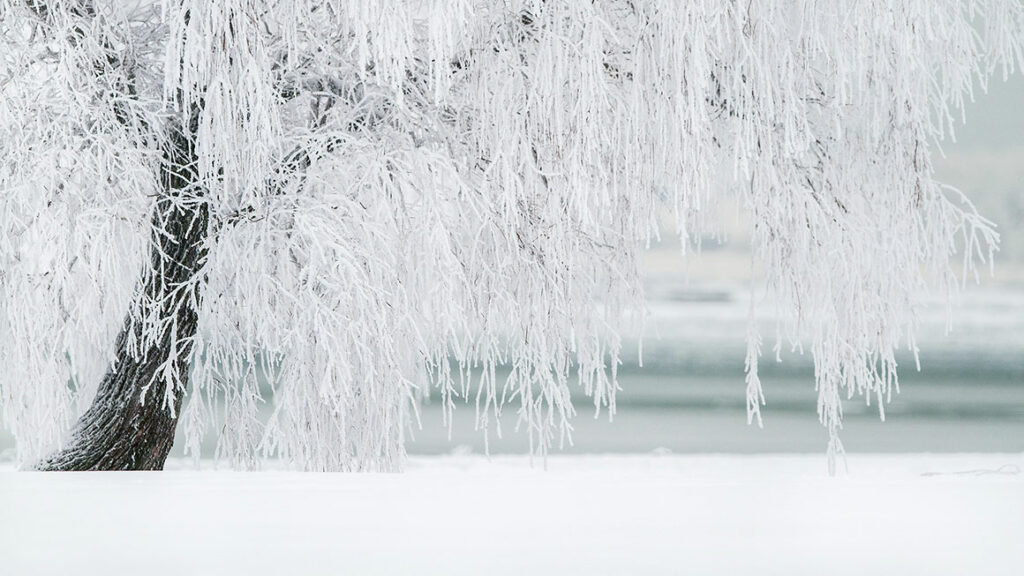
2,453,1022,576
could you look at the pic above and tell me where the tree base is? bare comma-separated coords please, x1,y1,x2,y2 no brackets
38,191,206,471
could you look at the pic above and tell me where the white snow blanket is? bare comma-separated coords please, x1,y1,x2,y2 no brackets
1,454,1021,575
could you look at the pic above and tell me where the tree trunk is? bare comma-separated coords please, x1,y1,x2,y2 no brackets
37,123,207,471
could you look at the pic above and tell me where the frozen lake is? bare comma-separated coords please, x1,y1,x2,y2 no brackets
1,287,1022,461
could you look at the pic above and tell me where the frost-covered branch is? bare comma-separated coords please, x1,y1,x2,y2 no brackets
1,0,1021,471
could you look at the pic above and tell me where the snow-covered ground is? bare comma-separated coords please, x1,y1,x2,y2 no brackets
2,454,1022,576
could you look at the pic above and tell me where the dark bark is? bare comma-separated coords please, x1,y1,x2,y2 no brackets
37,123,207,471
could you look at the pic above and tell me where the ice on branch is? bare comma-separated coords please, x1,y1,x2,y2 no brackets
0,0,1020,471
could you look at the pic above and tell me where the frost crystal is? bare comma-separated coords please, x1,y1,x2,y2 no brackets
0,1,1020,471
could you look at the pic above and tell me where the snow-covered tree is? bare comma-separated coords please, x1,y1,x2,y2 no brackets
1,0,1020,471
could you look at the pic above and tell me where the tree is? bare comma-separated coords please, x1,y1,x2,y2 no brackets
1,0,1021,472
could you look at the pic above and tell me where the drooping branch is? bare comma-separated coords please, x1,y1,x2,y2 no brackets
2,0,1020,473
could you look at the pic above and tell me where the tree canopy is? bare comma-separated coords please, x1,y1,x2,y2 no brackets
1,0,1021,471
